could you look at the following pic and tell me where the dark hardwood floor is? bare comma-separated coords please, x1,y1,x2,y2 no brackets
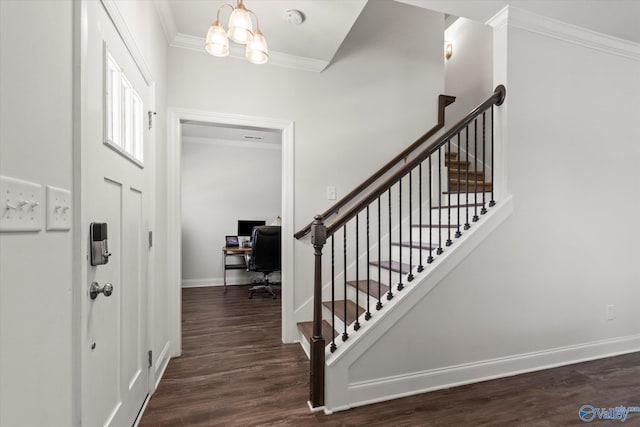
139,286,640,426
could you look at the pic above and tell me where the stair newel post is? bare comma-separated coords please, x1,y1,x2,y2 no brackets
464,126,471,231
455,132,462,239
310,215,327,408
481,111,487,215
417,163,424,272
473,119,479,223
446,139,452,247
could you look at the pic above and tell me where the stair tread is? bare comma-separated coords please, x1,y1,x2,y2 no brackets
447,168,483,174
323,300,365,325
433,203,485,209
443,190,492,194
412,223,460,228
297,320,337,344
392,241,438,250
449,178,493,185
370,260,412,274
346,279,389,299
445,159,470,167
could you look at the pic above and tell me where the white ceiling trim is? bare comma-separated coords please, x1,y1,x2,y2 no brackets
171,32,329,72
488,6,640,61
153,0,178,45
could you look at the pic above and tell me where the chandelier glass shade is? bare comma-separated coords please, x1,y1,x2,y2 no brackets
205,0,269,65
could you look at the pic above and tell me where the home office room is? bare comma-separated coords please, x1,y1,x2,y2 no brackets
180,121,283,297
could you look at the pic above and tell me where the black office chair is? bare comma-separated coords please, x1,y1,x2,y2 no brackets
247,225,281,299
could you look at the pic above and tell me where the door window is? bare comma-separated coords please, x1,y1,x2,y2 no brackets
104,46,144,165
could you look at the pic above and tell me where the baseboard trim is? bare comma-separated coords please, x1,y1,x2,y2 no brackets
181,278,249,288
346,334,640,411
181,274,280,288
153,342,171,391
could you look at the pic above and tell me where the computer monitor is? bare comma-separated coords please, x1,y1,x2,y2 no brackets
237,220,266,238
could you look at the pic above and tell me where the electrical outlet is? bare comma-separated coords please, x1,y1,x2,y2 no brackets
0,175,43,232
327,186,336,200
606,304,614,320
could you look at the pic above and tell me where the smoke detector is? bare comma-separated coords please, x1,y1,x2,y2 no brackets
284,9,305,25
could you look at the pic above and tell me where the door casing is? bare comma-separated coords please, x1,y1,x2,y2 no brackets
166,108,296,355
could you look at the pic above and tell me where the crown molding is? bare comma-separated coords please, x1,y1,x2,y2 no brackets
153,0,178,46
487,6,640,61
171,32,329,73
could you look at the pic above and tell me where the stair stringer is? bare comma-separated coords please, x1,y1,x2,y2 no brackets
323,195,514,414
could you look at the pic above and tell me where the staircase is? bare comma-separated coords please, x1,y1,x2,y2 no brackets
296,152,490,357
294,86,507,412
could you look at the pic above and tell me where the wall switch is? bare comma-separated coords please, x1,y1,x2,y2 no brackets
46,185,72,231
327,186,336,200
0,175,43,232
606,304,614,320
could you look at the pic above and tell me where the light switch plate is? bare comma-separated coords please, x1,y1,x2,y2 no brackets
0,175,43,232
46,185,72,231
327,186,337,200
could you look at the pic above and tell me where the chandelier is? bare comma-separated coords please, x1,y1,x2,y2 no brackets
205,0,269,65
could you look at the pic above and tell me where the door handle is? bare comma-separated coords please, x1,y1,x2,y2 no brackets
89,282,114,300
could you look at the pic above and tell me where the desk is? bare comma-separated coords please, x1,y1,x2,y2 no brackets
222,246,252,293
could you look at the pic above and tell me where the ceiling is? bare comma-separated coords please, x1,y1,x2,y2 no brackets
163,0,640,143
181,121,282,145
397,0,640,44
156,0,640,74
155,0,368,72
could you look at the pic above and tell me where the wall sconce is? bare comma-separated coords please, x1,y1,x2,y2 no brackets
445,42,453,60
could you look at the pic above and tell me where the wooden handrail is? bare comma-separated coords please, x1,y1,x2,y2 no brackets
294,94,456,239
326,85,505,236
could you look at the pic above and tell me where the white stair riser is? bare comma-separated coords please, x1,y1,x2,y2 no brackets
411,227,459,245
322,303,347,333
346,284,381,311
440,193,491,206
391,244,433,263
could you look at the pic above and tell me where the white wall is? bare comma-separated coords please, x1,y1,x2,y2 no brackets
347,7,640,397
0,1,74,425
181,138,281,286
1,1,169,425
443,17,494,179
167,0,446,311
444,18,493,125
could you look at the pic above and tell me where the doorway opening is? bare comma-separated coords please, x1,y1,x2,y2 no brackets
180,121,282,291
167,109,296,358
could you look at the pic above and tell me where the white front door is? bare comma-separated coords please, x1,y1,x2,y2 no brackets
80,1,152,425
